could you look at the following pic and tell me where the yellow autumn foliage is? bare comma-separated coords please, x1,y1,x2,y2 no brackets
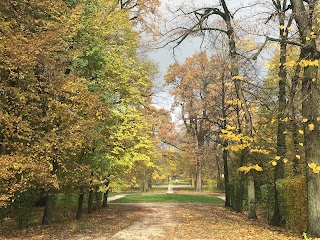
308,163,320,173
238,164,263,173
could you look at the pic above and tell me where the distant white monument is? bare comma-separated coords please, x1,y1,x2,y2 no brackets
167,176,174,194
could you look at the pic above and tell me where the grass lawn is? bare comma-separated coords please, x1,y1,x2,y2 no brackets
111,193,224,204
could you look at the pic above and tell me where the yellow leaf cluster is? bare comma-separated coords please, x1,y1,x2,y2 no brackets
236,38,257,51
220,129,253,152
226,99,241,105
308,123,315,131
250,148,270,155
299,59,319,67
283,60,296,67
308,163,320,173
238,164,263,173
269,156,289,166
232,75,245,81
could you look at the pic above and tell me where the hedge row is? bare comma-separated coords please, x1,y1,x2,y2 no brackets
259,176,307,232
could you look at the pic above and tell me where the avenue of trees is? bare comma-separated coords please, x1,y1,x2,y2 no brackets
1,0,320,238
0,0,169,226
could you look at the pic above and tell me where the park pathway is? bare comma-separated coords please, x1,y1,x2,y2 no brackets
108,203,178,240
107,202,300,240
0,201,301,240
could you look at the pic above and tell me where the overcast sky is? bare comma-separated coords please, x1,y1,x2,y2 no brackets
149,0,270,114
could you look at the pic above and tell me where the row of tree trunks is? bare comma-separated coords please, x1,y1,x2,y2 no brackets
42,182,110,224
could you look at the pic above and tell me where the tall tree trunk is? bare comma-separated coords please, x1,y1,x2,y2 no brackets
221,76,230,207
291,117,300,175
195,133,205,192
221,0,255,219
301,52,320,237
235,148,245,213
271,0,289,226
195,158,202,192
42,189,55,225
42,159,57,225
148,176,152,190
222,145,230,207
102,189,109,208
102,180,110,208
94,186,101,210
216,153,223,190
290,0,320,236
247,170,256,219
288,54,302,175
76,187,84,220
88,188,94,214
234,102,245,213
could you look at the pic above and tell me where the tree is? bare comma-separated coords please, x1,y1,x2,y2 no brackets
118,0,161,35
66,0,161,214
0,0,161,225
165,52,214,191
164,0,257,218
289,0,320,237
267,0,292,227
0,0,106,225
165,52,237,194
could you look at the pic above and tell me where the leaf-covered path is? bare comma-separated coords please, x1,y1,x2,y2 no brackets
109,204,176,240
108,203,300,240
2,203,301,240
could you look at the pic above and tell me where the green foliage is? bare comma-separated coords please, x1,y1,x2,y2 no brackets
0,0,163,229
55,191,78,220
12,190,37,229
276,176,307,231
0,207,7,225
227,180,246,212
206,179,219,192
258,184,275,220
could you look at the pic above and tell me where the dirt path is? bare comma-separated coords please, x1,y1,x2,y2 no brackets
1,202,301,240
107,203,300,240
109,204,177,240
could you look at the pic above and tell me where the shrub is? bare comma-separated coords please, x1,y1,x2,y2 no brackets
276,176,307,232
12,190,37,229
206,179,218,192
227,180,246,212
55,191,77,220
0,207,8,225
258,184,274,221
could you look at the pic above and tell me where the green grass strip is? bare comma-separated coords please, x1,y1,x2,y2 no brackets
111,194,224,203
